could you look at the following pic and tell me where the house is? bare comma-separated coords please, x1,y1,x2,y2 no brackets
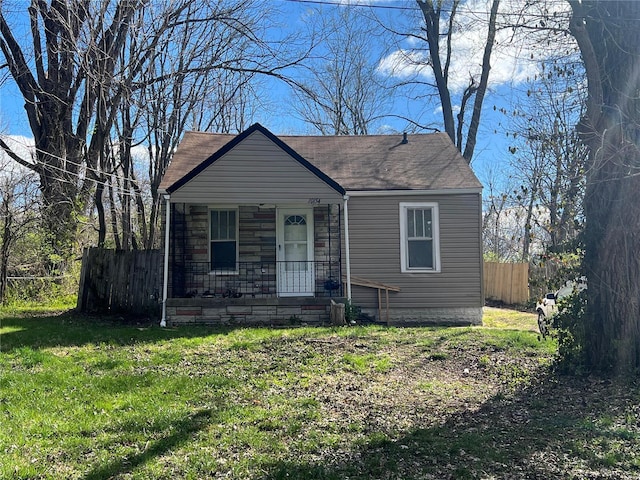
158,123,483,327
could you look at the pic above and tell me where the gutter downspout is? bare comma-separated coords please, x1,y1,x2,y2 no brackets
160,194,171,327
343,194,352,301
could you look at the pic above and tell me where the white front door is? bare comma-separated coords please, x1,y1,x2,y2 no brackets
277,208,314,296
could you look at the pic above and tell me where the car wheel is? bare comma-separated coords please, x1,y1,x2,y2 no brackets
537,312,548,339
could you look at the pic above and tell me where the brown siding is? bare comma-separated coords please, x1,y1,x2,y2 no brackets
169,131,343,204
345,194,483,310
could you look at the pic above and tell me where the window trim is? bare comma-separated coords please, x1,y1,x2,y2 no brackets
399,202,441,273
209,206,239,275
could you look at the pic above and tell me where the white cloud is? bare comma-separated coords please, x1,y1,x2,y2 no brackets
131,144,151,178
376,123,402,134
0,135,37,183
377,0,572,92
0,135,35,168
377,49,431,79
434,104,461,115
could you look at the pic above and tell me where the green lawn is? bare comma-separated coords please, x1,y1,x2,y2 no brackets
1,307,639,479
482,306,539,331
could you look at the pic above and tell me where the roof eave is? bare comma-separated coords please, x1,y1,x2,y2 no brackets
346,187,483,196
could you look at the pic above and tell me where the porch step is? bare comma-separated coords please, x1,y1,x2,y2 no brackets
344,275,400,325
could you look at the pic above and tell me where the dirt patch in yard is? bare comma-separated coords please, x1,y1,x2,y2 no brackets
2,312,639,479
216,329,640,479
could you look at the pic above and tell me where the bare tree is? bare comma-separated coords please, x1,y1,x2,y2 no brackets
138,1,265,249
507,63,587,260
0,159,40,303
420,0,499,161
481,169,518,261
379,1,577,162
0,0,309,257
568,0,640,374
378,0,499,160
292,6,388,135
479,165,549,262
0,0,161,268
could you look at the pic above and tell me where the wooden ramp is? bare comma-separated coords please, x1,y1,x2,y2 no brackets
344,275,400,325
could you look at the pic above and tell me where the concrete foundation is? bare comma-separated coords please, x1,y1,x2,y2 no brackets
166,298,482,328
361,307,483,326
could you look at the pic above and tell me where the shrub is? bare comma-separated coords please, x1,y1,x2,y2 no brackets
344,300,361,324
2,275,77,310
553,289,588,374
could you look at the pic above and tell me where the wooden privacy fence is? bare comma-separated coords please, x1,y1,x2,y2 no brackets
77,248,163,316
484,262,529,305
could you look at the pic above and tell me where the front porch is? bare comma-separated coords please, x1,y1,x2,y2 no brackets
163,203,347,326
171,260,344,299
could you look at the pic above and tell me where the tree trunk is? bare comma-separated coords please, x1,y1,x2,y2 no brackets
522,194,535,262
417,0,457,143
109,180,122,251
0,193,13,304
462,0,500,163
570,0,640,374
37,148,83,273
95,181,107,249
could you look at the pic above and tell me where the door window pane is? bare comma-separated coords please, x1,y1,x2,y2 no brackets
284,215,308,270
284,215,307,242
285,243,308,271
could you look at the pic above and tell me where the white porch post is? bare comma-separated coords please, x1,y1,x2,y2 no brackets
343,195,352,301
160,194,171,327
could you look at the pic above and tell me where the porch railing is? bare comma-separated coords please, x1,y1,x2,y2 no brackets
170,261,343,299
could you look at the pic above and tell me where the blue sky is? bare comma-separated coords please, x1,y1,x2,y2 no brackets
0,0,574,188
251,0,573,185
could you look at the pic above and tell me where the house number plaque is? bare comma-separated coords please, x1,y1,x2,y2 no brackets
308,198,321,205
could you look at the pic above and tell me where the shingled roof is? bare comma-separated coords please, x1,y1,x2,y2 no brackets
159,123,482,193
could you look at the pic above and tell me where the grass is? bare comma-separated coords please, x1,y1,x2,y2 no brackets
1,306,639,479
482,306,538,331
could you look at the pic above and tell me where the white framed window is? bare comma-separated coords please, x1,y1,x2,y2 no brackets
209,208,239,273
399,202,440,273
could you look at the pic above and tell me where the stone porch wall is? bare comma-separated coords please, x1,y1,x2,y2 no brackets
166,297,342,326
179,204,340,263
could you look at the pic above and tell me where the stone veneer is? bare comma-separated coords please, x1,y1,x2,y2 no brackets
166,297,343,326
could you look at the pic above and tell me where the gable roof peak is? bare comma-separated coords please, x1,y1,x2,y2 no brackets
162,123,345,195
